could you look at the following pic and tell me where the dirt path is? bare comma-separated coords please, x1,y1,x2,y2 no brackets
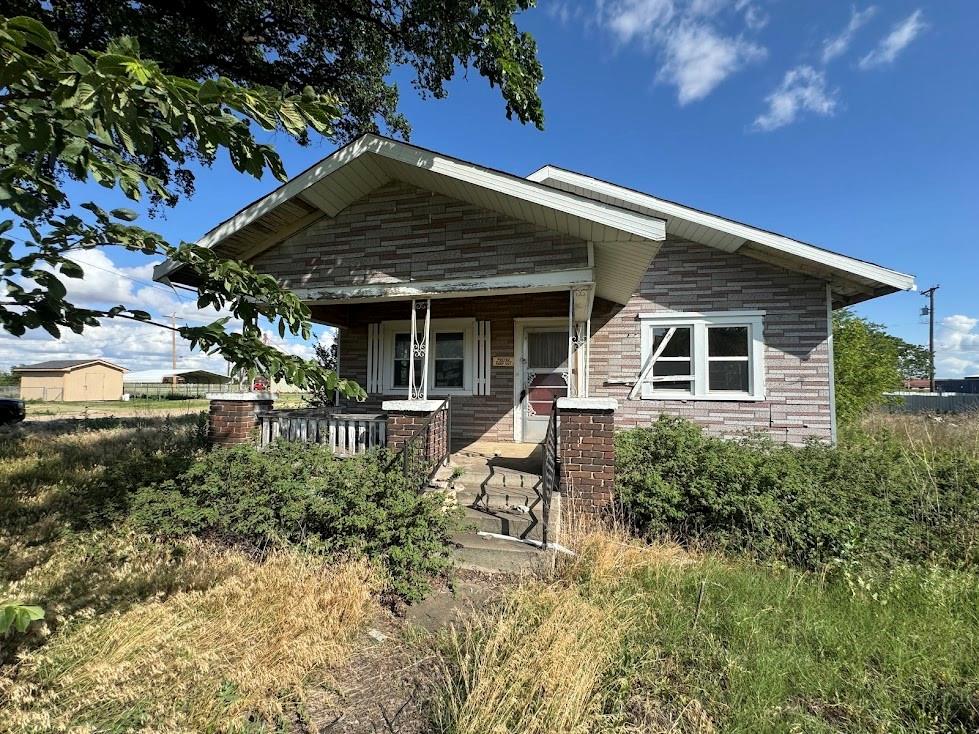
309,571,513,733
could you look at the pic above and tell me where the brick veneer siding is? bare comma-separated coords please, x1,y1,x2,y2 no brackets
589,237,833,444
250,181,589,289
558,403,616,517
386,411,429,452
384,402,449,471
336,292,570,446
207,393,274,446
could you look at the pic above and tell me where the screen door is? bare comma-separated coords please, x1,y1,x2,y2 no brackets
521,329,569,442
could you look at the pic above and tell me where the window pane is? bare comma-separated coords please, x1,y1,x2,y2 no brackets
709,361,749,391
652,360,693,392
708,326,749,357
653,360,692,378
653,380,693,391
435,332,464,359
528,331,568,368
652,327,691,358
394,359,409,387
394,333,411,359
434,359,464,388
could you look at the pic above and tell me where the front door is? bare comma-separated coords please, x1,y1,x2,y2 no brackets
521,329,569,442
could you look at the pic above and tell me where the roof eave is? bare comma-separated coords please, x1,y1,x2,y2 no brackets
527,165,916,299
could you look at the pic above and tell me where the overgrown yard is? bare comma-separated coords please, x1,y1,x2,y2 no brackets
2,413,979,732
0,418,384,731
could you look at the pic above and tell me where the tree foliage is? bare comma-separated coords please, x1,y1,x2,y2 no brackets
0,16,364,397
833,310,904,423
3,0,544,199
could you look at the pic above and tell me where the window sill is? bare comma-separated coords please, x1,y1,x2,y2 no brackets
638,393,766,402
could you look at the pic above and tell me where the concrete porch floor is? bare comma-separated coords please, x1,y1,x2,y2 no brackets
449,440,543,475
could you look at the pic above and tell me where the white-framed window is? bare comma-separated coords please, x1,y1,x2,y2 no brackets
637,311,766,400
382,318,476,395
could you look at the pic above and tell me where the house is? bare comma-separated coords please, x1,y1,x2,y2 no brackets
156,134,914,448
155,135,916,539
14,359,126,401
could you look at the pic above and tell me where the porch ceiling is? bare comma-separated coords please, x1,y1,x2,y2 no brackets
154,135,667,307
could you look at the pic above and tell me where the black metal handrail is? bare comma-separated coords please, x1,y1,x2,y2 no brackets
389,397,451,487
540,402,560,547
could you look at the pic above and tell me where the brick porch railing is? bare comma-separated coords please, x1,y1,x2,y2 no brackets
556,398,617,518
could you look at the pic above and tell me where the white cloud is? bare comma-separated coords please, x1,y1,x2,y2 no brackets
659,23,766,104
742,3,768,31
753,65,838,131
601,0,675,45
821,6,877,64
858,9,925,69
597,0,767,103
1,249,322,374
936,314,979,378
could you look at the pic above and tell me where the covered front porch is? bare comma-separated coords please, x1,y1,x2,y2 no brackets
310,281,600,448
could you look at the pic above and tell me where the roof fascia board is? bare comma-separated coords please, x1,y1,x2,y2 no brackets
13,360,124,372
528,166,915,292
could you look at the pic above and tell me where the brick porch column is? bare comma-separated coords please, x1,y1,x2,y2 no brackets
557,398,617,518
382,399,445,452
206,392,274,447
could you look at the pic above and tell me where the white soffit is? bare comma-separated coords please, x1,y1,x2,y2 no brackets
526,165,916,297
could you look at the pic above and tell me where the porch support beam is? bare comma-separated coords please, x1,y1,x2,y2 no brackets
568,285,594,398
408,298,430,400
292,268,596,305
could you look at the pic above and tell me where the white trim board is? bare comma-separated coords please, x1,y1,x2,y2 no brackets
293,269,596,305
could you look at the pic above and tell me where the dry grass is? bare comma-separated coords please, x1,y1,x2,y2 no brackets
1,548,379,733
430,583,631,734
429,524,696,734
860,410,979,458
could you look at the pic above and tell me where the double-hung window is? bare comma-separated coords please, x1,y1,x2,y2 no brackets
385,319,474,395
637,311,765,400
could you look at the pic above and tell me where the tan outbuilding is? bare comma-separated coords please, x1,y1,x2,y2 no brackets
13,359,126,401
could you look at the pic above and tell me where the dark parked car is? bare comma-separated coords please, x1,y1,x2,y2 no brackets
0,397,26,425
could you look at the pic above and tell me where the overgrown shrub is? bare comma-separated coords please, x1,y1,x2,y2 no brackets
616,416,979,570
131,441,458,600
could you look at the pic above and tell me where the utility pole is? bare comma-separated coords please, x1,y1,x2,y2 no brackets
171,312,177,394
921,286,939,392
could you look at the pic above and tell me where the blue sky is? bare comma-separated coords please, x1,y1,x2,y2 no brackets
3,0,977,377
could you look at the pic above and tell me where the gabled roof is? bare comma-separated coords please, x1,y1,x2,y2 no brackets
13,359,126,372
155,134,668,304
526,165,916,306
155,134,914,308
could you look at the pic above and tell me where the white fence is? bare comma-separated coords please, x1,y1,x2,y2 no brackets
885,392,979,414
258,409,387,455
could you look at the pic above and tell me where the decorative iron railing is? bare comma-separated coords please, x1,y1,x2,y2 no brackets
540,402,560,546
390,398,451,487
257,409,386,455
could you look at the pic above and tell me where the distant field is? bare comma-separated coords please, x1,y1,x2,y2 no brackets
24,392,306,418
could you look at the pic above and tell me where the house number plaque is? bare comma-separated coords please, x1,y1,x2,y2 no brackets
492,356,514,368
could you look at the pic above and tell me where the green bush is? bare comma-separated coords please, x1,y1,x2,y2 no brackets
616,416,979,570
131,441,458,600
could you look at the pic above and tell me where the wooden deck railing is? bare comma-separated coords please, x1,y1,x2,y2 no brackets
257,409,386,455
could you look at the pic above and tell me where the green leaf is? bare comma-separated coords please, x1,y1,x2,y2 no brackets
110,208,139,222
7,16,56,52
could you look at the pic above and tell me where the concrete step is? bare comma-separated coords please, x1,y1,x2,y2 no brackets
457,485,542,513
461,505,542,540
451,532,550,574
